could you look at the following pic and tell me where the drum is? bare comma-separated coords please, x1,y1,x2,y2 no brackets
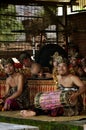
28,79,57,106
34,90,77,110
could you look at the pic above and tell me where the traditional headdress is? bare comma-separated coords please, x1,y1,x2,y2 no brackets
1,58,14,67
52,52,69,65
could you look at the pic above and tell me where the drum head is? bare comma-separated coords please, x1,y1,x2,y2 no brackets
34,92,43,109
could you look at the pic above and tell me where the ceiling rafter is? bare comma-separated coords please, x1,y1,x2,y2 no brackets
0,0,77,6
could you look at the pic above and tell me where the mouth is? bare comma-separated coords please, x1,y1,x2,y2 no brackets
8,71,14,75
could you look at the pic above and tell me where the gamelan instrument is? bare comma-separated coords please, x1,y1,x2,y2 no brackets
34,89,77,110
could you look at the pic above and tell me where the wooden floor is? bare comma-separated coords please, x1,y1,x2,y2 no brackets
0,111,86,130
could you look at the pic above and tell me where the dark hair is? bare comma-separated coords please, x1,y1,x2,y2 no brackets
19,51,31,63
1,58,14,67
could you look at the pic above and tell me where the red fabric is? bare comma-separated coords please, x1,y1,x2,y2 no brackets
14,63,23,68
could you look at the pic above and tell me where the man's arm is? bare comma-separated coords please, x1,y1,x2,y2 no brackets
72,75,86,96
8,74,24,99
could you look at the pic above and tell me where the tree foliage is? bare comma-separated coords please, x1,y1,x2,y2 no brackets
0,4,23,42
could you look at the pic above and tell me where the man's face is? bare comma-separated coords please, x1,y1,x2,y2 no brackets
70,58,77,66
57,63,68,76
53,60,58,67
4,63,15,75
23,58,31,67
31,64,40,75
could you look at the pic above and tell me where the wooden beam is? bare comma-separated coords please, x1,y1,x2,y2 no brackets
0,0,75,6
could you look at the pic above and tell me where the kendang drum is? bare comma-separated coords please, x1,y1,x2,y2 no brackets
34,90,77,110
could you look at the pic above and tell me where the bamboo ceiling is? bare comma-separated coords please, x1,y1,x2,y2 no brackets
1,0,86,10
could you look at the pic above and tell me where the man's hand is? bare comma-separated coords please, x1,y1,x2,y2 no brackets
69,92,78,105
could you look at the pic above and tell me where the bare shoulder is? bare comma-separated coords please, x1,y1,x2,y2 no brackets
6,77,10,84
70,74,84,86
16,72,24,77
70,74,80,80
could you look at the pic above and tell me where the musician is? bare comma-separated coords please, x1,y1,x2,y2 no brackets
19,51,35,78
55,53,85,116
19,51,34,69
69,56,86,77
20,52,85,117
1,58,29,111
30,62,43,78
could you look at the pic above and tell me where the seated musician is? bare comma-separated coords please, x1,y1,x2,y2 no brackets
69,56,86,77
19,51,34,69
20,52,86,117
30,62,43,78
1,58,29,111
19,51,35,78
54,53,85,116
30,62,53,79
19,51,52,79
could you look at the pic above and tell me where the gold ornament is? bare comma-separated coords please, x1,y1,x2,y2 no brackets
52,67,58,89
